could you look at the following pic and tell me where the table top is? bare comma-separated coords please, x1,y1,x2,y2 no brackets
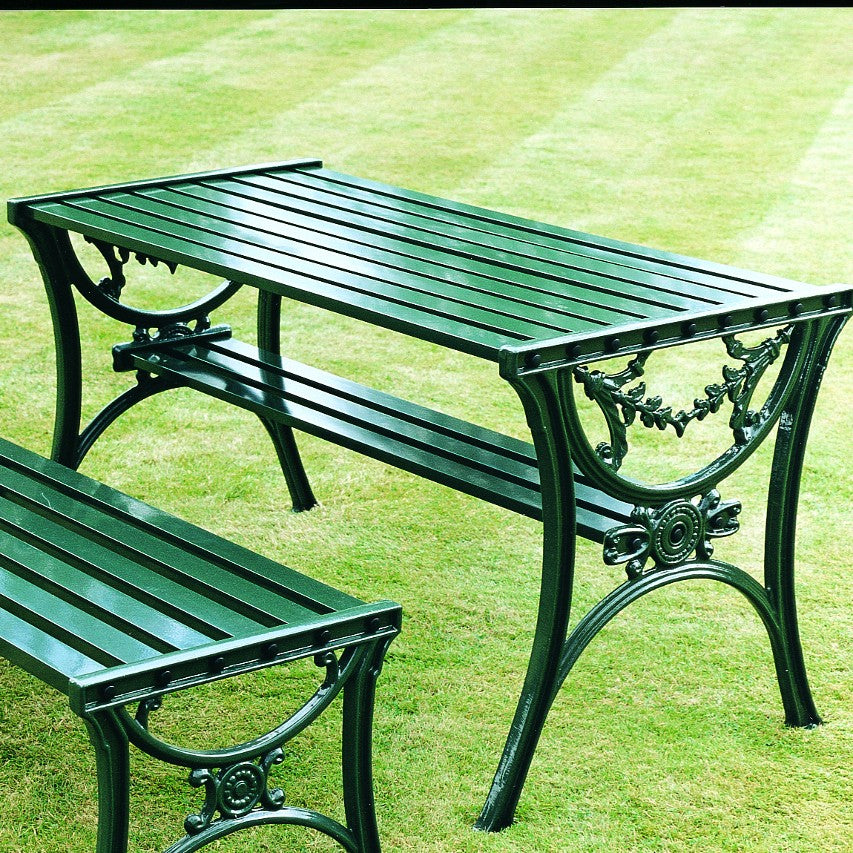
9,159,850,368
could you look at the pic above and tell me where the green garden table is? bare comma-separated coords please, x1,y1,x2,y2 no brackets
9,159,850,831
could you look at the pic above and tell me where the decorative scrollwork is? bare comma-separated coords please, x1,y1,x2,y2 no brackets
185,748,285,835
573,326,793,470
84,237,178,301
603,489,742,578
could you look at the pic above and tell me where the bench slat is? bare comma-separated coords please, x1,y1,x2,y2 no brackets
0,504,210,652
0,608,103,693
174,179,692,319
124,338,633,540
301,167,803,296
0,438,400,708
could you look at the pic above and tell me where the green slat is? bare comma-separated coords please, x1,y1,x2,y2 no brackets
127,338,634,536
29,201,516,360
0,557,159,666
0,608,103,694
135,186,636,329
0,441,359,615
191,178,692,319
300,167,805,296
1,470,314,629
241,173,727,309
0,503,229,648
76,195,577,340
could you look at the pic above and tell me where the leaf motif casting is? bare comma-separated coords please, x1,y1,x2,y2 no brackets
573,326,793,469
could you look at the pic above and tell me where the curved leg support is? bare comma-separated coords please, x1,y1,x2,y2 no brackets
342,638,395,853
76,372,183,468
476,372,577,833
763,315,848,727
15,220,84,467
83,708,131,853
257,290,317,511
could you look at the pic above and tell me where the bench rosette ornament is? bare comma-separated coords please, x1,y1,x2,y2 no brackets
603,490,742,579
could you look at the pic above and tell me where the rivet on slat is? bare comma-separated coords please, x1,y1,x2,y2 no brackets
790,301,804,316
262,643,279,661
756,308,770,323
825,294,839,309
720,314,733,328
317,629,332,646
528,352,542,369
102,684,117,701
607,337,621,353
684,322,698,337
155,670,172,689
644,329,660,345
567,344,583,360
210,656,226,674
367,617,381,634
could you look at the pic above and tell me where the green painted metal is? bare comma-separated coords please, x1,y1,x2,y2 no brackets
0,437,401,851
8,161,851,836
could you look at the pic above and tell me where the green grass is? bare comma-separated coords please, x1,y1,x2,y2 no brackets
0,8,851,852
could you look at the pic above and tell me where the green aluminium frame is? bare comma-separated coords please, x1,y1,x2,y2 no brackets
8,159,851,833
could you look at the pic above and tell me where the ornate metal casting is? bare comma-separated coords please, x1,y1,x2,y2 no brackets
603,489,742,578
573,326,793,470
185,748,286,835
85,237,178,301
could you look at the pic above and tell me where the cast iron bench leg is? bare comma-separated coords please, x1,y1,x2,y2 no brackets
763,315,847,727
257,290,317,512
85,710,131,852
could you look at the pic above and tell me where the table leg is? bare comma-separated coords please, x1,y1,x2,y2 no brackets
478,315,847,832
13,220,84,467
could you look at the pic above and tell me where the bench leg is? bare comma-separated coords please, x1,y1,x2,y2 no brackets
476,371,577,833
763,314,847,728
14,220,85,468
257,290,317,511
342,637,395,853
83,709,131,853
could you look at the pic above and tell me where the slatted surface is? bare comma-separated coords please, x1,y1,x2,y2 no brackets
0,438,364,696
16,162,818,361
124,337,634,539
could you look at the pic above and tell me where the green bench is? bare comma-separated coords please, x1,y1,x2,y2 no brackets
9,160,850,832
0,437,401,852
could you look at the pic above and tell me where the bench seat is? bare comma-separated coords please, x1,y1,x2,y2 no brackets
115,335,634,541
0,437,400,851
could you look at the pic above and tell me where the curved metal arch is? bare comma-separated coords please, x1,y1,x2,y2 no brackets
75,372,183,468
164,806,358,853
116,647,362,770
553,559,782,700
56,228,243,329
558,321,815,506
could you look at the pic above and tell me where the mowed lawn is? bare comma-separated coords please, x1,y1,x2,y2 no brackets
0,9,850,852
